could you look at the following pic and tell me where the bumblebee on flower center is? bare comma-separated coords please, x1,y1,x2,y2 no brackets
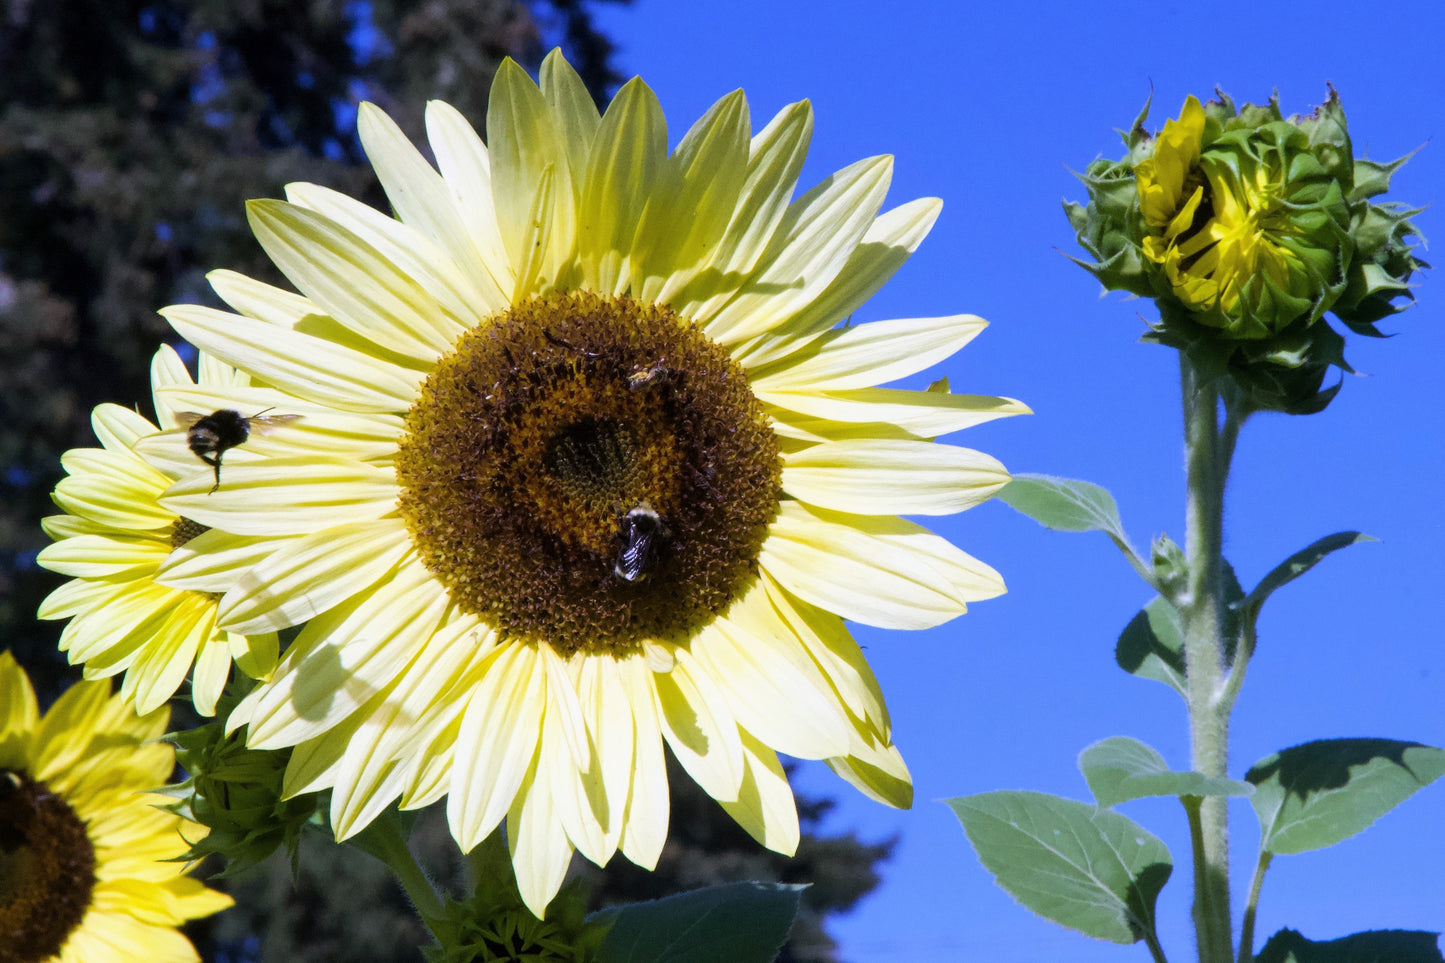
395,290,781,654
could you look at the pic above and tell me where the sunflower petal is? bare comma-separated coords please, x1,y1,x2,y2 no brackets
751,313,987,392
760,502,1001,629
702,154,893,346
162,304,421,412
782,439,1009,516
718,733,800,855
247,199,458,360
577,77,666,295
449,643,546,850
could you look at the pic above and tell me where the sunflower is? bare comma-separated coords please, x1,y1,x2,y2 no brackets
36,346,278,716
0,651,231,962
158,50,1025,914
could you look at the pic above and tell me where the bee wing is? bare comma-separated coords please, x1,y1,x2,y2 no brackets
614,539,649,581
174,412,207,429
247,414,303,436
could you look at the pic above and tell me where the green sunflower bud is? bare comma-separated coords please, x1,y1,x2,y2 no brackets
164,689,323,876
1067,89,1427,414
425,833,607,963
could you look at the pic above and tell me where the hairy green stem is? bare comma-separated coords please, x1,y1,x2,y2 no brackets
350,813,445,924
1180,356,1233,963
1237,850,1273,963
1218,617,1257,716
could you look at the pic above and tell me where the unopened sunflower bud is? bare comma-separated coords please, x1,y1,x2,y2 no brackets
425,833,606,963
1150,532,1188,597
1067,89,1426,414
164,690,322,875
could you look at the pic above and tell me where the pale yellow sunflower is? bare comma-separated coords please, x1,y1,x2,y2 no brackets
0,651,231,962
157,50,1025,914
36,346,278,715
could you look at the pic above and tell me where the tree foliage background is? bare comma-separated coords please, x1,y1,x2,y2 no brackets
0,1,890,959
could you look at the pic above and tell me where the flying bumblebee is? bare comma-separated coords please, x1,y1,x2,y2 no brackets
175,408,301,493
613,501,670,582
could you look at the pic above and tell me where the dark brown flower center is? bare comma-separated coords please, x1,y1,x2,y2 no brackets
0,770,96,963
169,516,211,549
394,292,780,654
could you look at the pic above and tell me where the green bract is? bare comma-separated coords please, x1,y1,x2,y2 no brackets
165,695,321,876
1065,90,1427,413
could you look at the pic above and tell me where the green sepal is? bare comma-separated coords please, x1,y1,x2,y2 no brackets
1290,88,1355,187
1350,152,1414,203
1334,198,1429,329
947,791,1172,945
1063,159,1155,299
162,681,323,877
1246,739,1445,855
424,832,607,963
593,882,805,963
1256,927,1443,963
1149,302,1348,415
1079,737,1253,807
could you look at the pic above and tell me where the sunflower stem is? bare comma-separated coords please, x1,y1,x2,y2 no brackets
349,811,446,926
1179,355,1233,963
1237,850,1273,963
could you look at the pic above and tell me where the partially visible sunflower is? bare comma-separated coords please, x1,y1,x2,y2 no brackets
36,346,278,715
159,50,1025,914
0,651,232,962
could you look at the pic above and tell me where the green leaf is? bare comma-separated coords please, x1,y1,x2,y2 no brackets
1256,927,1442,963
1243,532,1376,611
594,881,804,963
1079,737,1253,807
1246,739,1445,855
947,791,1172,944
997,474,1130,543
1116,597,1187,696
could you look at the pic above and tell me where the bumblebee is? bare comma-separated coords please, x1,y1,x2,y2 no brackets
613,501,670,582
175,408,300,493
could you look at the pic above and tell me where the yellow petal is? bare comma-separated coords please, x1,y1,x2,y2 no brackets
782,438,1008,516
718,732,799,855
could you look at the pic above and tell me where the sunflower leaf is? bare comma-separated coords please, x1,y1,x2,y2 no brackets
593,881,805,963
996,473,1129,541
996,474,1158,589
1079,737,1253,808
1115,597,1187,696
1246,739,1445,855
1243,531,1376,612
1255,927,1443,963
947,791,1172,945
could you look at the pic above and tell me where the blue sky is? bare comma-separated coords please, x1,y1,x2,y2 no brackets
589,2,1445,959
